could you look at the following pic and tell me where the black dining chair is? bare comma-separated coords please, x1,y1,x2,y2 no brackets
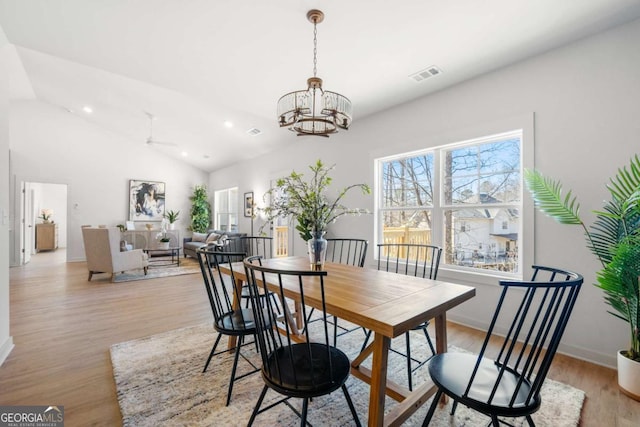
225,236,280,312
422,265,583,427
225,236,273,259
361,243,442,391
326,238,368,267
243,256,362,426
196,247,262,406
323,238,369,343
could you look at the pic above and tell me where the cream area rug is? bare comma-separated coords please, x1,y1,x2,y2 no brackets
110,323,585,426
89,257,201,283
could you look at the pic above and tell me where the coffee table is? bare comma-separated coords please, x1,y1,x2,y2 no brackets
143,246,181,267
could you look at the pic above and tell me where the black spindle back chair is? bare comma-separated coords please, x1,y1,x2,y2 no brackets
361,243,443,390
243,256,361,426
422,265,583,427
326,238,368,267
307,238,369,344
196,247,260,406
377,243,441,279
226,236,273,258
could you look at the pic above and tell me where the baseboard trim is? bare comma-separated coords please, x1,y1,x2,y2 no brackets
447,313,617,370
0,335,15,367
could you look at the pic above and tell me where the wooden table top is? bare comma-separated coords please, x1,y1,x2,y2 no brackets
228,256,476,338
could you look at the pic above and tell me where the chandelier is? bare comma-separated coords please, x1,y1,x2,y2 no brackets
277,9,352,137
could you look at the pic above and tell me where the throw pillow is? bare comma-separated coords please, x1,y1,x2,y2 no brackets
192,232,208,242
205,233,221,244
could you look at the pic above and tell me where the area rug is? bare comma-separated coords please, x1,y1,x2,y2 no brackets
91,257,200,283
111,323,584,426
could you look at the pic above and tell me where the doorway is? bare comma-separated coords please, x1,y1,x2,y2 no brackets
20,182,68,265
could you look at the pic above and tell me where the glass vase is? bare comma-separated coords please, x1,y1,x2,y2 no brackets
308,231,328,271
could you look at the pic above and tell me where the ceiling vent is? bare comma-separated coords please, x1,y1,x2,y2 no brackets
246,128,262,136
409,66,442,82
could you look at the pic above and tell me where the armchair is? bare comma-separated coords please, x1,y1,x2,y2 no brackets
82,227,149,282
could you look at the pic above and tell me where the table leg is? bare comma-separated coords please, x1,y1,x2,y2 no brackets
434,312,448,404
227,276,244,350
368,333,390,427
434,312,447,354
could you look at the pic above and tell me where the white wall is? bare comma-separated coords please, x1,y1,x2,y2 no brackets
210,18,640,368
9,100,209,262
0,24,14,366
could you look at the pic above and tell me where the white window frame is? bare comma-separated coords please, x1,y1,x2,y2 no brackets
214,187,239,232
374,114,534,285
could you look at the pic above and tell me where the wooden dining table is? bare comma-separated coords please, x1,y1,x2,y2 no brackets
219,256,475,427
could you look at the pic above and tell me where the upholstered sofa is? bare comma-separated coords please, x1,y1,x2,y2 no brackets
183,229,247,258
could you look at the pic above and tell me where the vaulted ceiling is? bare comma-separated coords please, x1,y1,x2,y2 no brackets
3,0,640,172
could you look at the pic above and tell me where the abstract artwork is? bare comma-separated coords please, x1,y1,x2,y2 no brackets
129,180,166,221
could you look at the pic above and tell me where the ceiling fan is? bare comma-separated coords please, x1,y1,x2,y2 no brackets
144,111,177,147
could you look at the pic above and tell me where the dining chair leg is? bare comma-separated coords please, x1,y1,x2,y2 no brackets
422,326,436,355
226,335,244,406
406,331,413,391
300,398,309,427
269,293,282,314
450,400,458,415
421,388,443,427
247,385,268,426
491,415,500,426
360,329,372,353
525,415,536,427
203,333,222,373
341,384,362,427
333,315,338,346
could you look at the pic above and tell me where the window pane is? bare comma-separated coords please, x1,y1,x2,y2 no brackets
444,138,521,205
443,208,519,273
382,155,434,208
382,209,433,245
479,138,520,174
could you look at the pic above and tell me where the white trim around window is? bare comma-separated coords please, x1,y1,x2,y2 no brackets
374,113,534,286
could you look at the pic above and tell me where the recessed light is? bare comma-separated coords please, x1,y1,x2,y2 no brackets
82,105,93,114
224,120,233,128
181,152,188,157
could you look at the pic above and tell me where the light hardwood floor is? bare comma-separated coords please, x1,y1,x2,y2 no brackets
1,250,639,426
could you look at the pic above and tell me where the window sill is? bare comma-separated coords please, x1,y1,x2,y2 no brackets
437,266,522,287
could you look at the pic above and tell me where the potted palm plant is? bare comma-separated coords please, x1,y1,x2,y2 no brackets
260,160,370,270
524,155,640,400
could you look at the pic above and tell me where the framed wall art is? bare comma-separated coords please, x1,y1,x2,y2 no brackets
244,191,254,217
129,180,166,221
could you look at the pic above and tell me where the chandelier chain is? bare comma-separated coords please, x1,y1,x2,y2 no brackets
313,19,317,77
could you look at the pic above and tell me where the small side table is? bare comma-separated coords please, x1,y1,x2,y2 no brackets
143,246,181,267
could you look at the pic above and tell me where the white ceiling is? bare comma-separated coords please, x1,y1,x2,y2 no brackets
3,0,640,172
